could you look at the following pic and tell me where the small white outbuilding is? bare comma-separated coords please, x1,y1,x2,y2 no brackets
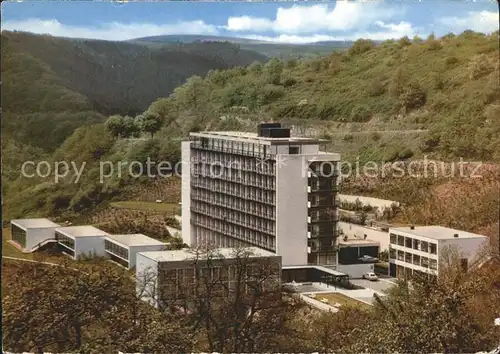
10,218,61,252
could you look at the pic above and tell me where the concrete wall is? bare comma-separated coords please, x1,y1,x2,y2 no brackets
337,263,374,279
75,236,107,260
136,253,159,308
26,227,58,250
181,141,193,247
339,221,390,251
276,155,308,266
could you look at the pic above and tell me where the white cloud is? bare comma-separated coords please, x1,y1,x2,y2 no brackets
243,21,418,44
226,2,401,34
1,18,219,40
439,10,499,34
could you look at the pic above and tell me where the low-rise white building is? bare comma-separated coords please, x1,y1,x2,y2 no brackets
136,247,281,308
388,225,489,278
104,233,168,269
55,225,109,260
10,218,60,252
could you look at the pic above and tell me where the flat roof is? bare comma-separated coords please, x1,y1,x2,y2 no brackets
139,247,279,263
190,131,326,145
339,239,380,247
106,234,167,247
55,225,108,238
389,225,488,241
11,218,60,229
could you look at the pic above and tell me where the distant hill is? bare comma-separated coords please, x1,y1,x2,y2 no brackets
130,34,352,59
1,31,268,150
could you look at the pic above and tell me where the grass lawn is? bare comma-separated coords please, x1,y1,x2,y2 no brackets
110,201,180,213
314,292,371,310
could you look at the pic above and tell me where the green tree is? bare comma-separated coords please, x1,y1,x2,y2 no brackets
105,115,126,138
140,113,163,138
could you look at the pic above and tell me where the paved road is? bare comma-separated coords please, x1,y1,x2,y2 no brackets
351,278,397,294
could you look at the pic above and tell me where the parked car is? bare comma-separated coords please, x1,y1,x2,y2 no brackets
362,272,379,281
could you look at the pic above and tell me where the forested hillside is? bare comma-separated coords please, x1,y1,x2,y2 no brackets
144,31,499,163
2,31,267,116
131,34,352,59
2,30,499,229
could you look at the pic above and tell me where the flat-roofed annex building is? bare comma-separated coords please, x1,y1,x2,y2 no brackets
10,218,60,252
181,123,341,267
388,225,489,278
105,233,168,269
55,225,109,260
136,247,282,308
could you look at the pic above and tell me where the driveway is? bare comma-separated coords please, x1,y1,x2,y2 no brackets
351,278,397,294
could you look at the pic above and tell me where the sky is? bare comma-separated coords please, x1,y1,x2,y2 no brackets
1,1,498,44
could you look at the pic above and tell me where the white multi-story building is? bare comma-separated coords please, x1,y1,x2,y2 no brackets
388,225,489,278
181,123,341,267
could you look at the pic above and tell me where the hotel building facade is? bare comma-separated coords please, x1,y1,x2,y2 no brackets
181,123,341,267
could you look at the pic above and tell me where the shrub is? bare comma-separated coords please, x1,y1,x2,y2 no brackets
372,132,382,141
350,105,372,122
398,36,412,47
282,77,298,87
444,56,459,67
343,134,354,142
469,54,494,79
348,39,376,56
398,148,414,160
367,79,386,97
400,82,427,111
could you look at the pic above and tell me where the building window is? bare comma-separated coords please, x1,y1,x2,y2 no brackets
421,257,429,268
390,233,397,244
289,146,299,154
413,239,421,251
105,240,129,260
413,254,421,266
429,259,437,270
405,252,412,263
11,224,27,248
429,243,437,255
397,250,405,261
55,231,75,250
421,241,429,253
389,248,396,259
397,235,405,246
405,237,412,248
